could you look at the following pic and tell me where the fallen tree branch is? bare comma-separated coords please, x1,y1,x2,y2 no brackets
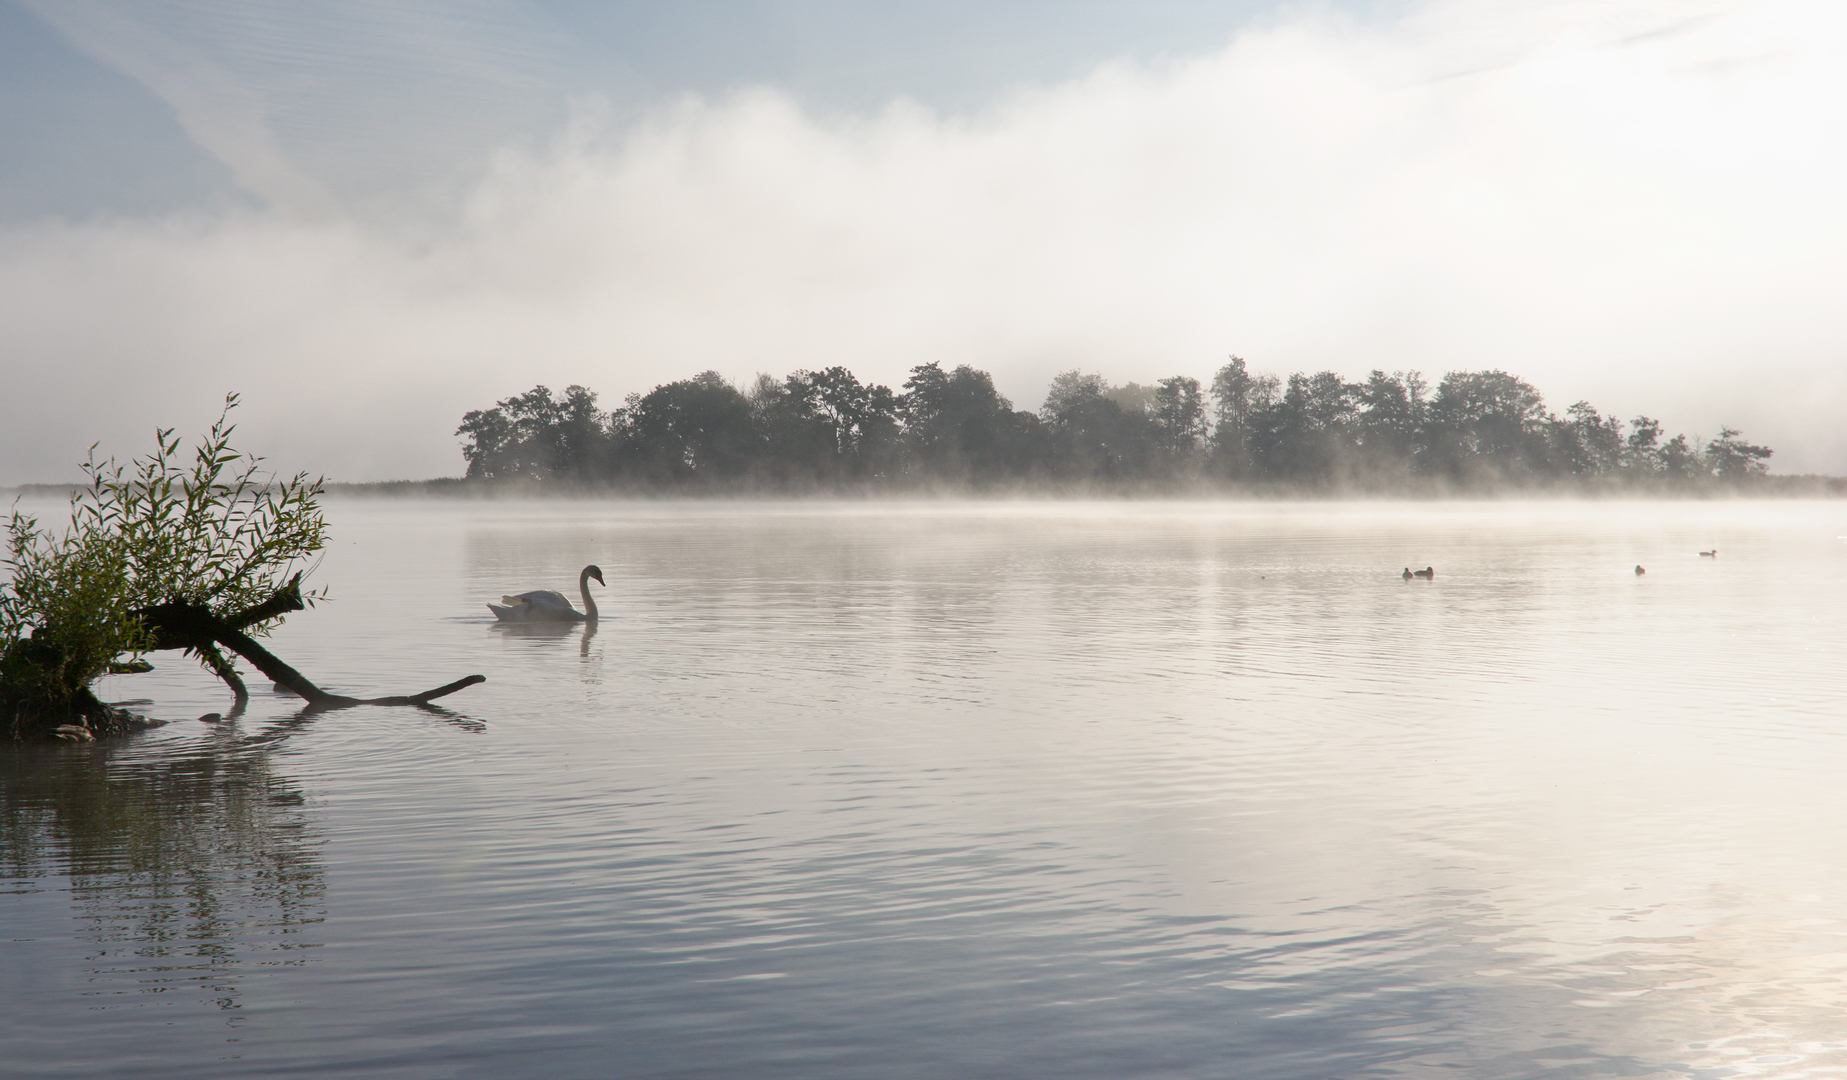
224,572,308,631
133,598,484,711
197,642,249,703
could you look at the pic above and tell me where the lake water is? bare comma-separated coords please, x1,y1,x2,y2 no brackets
5,498,1847,1079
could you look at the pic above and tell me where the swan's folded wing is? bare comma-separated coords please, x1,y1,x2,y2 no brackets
509,590,574,609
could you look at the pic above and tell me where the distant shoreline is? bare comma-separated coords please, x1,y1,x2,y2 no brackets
11,476,1847,501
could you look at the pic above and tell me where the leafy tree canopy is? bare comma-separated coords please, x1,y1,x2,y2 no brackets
455,362,1776,494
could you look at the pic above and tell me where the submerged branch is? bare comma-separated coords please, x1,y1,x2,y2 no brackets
135,598,484,711
197,642,249,703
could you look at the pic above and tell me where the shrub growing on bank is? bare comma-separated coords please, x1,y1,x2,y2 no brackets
2,396,327,740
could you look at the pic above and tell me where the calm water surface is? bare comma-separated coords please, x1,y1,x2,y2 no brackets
5,499,1847,1079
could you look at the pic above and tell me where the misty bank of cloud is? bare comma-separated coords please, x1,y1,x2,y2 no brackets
3,0,1846,482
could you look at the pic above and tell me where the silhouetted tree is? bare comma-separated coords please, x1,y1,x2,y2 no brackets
1248,371,1359,484
1040,370,1110,422
1703,427,1773,480
456,405,515,480
1426,370,1550,485
1040,369,1169,480
554,385,610,480
1152,376,1208,460
615,372,757,485
1624,416,1665,477
1661,433,1703,480
900,363,1044,483
457,361,1777,493
1353,370,1426,484
1209,357,1276,479
456,384,609,482
753,367,901,483
1551,401,1625,480
1104,382,1157,415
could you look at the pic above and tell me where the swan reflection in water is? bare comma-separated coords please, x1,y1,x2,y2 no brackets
493,615,599,658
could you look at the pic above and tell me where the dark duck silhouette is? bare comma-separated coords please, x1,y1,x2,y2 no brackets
1413,566,1435,579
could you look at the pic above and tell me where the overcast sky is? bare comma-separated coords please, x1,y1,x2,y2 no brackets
2,0,1843,481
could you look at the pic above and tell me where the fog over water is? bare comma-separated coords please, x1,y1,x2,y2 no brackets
5,498,1847,1077
3,0,1846,482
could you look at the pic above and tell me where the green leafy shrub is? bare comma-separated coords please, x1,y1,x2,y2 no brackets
2,395,327,738
0,512,147,721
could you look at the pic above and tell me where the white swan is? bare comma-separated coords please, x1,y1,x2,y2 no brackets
489,565,604,623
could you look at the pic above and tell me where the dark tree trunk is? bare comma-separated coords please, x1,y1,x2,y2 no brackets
133,576,484,711
7,577,485,741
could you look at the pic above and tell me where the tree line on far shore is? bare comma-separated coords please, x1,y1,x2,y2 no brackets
454,359,1774,492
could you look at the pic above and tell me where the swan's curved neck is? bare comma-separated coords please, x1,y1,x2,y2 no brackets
580,567,599,622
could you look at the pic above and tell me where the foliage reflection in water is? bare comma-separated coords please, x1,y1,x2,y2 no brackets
0,724,326,1014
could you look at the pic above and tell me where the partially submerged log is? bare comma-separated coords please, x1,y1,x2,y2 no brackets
3,400,480,742
135,581,485,711
5,577,483,741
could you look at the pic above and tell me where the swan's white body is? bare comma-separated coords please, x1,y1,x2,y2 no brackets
489,565,603,622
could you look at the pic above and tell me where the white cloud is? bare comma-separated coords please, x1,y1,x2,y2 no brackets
3,0,1845,481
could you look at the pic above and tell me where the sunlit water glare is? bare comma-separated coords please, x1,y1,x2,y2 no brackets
5,499,1847,1079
